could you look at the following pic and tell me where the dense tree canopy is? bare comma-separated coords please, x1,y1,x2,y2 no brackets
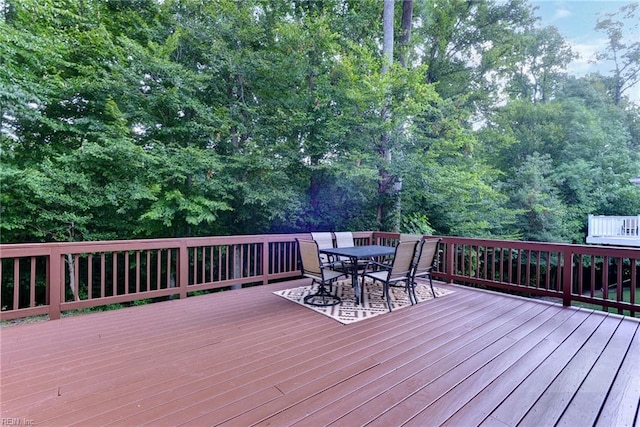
1,0,639,244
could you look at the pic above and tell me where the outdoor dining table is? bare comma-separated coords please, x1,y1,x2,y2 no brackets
319,245,396,305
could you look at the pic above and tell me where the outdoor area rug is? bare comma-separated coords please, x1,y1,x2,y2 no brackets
273,278,453,325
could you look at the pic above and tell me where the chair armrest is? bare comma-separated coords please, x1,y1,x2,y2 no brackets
321,259,345,269
362,259,392,274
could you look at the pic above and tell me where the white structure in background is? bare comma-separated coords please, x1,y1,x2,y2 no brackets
586,176,640,247
586,215,640,247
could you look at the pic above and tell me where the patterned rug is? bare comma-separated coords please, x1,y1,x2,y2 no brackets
273,278,453,324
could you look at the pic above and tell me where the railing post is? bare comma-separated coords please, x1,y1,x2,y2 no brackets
446,241,454,284
562,247,573,307
179,241,188,299
49,248,62,320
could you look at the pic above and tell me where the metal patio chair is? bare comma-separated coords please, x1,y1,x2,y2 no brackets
409,238,441,304
360,240,419,312
297,239,347,307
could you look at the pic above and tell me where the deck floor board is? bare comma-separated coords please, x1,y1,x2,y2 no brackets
1,279,638,427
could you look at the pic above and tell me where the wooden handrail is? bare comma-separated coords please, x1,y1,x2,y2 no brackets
1,231,638,320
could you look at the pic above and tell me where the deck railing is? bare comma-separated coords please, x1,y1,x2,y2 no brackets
1,232,638,320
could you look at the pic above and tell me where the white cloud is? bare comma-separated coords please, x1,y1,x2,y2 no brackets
567,37,609,76
551,8,573,21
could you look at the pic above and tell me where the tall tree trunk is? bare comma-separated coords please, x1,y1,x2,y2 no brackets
398,0,414,68
382,0,394,73
378,1,413,231
377,0,395,227
391,0,414,231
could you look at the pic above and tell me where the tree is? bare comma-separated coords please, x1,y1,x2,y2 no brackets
2,0,638,246
502,26,577,103
481,74,640,243
594,3,640,105
414,0,537,107
506,154,568,242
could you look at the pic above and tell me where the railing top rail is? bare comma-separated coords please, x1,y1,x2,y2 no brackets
373,232,640,257
0,232,377,256
2,232,637,258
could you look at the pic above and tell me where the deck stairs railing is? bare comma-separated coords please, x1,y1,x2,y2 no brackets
1,232,638,320
586,215,640,247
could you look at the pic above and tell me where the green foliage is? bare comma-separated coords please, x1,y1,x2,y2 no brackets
401,213,435,236
507,154,569,242
1,0,638,245
482,76,640,243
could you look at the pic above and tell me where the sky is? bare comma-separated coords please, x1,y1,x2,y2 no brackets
530,0,640,102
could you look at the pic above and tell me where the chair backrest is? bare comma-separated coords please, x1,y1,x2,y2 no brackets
311,232,334,263
311,232,334,249
334,231,355,248
389,240,419,279
400,234,423,264
414,238,440,276
297,239,322,277
400,233,422,242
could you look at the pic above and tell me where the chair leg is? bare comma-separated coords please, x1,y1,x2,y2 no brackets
429,274,436,298
409,280,418,305
303,279,341,307
384,283,392,312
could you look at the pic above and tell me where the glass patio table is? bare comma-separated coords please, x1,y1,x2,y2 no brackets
319,245,396,305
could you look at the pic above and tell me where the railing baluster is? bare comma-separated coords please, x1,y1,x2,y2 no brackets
166,248,172,290
146,251,151,292
525,250,531,288
576,254,583,296
590,255,596,298
209,246,214,283
516,249,521,286
135,251,140,294
111,252,117,295
192,247,198,286
616,256,623,314
201,246,206,284
156,250,161,290
218,244,222,280
100,253,106,298
88,254,93,299
536,251,541,289
124,252,130,295
30,257,36,308
490,247,496,282
482,245,487,280
13,258,20,310
603,256,609,302
631,259,637,317
179,242,188,298
544,251,550,290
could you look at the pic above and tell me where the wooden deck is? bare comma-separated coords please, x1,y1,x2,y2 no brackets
1,279,639,426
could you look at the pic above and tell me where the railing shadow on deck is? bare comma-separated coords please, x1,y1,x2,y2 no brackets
1,232,638,321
